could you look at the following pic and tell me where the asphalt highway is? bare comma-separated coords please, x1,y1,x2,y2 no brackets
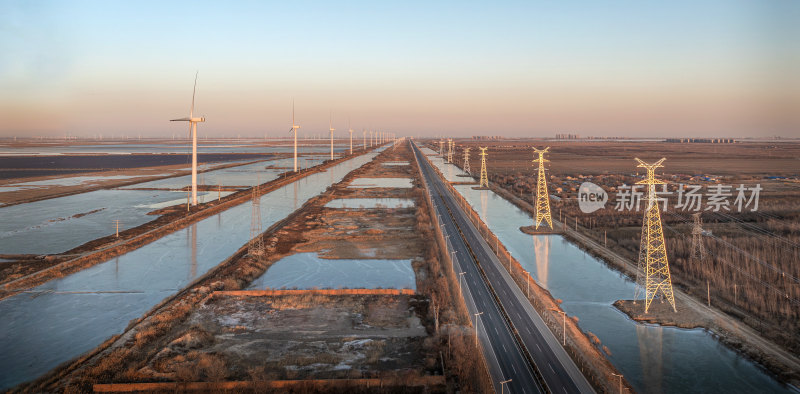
412,141,595,394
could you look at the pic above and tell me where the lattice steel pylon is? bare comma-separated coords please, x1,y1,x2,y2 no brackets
439,140,445,157
462,147,471,174
532,147,553,229
249,184,265,258
478,147,489,188
691,212,707,261
634,158,676,313
447,139,454,163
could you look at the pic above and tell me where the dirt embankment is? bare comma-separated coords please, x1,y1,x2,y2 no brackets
18,142,485,393
0,149,376,297
0,154,286,206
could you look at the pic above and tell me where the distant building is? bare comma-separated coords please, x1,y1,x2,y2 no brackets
555,133,580,140
471,135,504,140
665,138,737,143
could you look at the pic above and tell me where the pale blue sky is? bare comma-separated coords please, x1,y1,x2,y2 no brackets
1,1,797,138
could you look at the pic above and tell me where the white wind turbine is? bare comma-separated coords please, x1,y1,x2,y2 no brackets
289,101,300,172
329,112,335,161
170,72,205,206
348,119,353,155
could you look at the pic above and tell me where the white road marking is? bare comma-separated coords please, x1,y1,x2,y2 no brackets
549,363,555,373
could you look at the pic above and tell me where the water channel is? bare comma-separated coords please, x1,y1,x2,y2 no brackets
0,150,379,389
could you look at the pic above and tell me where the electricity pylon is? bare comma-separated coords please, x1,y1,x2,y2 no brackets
462,147,471,174
634,158,676,313
439,139,445,158
532,147,553,230
478,147,489,188
691,212,706,261
447,139,454,163
249,184,265,258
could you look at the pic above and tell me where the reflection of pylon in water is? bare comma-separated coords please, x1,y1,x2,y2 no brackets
447,139,454,163
249,184,265,257
478,147,489,188
633,158,676,313
532,147,553,229
533,236,550,289
462,147,471,174
691,212,706,261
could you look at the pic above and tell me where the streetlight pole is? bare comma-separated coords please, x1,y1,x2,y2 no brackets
500,379,512,394
550,308,567,346
611,373,623,394
474,311,484,348
459,272,466,294
523,270,530,298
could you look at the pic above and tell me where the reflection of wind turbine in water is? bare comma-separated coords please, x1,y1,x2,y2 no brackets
170,72,205,206
293,182,298,210
636,324,664,393
533,236,550,289
189,223,198,279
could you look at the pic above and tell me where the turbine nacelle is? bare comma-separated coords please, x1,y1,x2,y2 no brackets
170,117,206,123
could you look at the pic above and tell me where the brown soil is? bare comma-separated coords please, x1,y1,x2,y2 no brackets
614,299,707,329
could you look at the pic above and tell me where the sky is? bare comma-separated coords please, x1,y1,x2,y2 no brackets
0,1,798,139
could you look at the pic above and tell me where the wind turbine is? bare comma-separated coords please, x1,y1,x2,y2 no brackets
289,101,300,172
329,112,335,161
170,72,205,206
348,119,353,155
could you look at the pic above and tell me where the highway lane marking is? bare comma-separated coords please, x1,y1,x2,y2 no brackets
537,344,541,351
549,363,555,373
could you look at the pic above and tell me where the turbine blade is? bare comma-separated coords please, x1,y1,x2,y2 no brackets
191,71,198,118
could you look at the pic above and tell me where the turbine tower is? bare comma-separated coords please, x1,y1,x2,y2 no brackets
462,147,471,174
170,72,205,206
532,147,553,229
289,102,300,172
478,147,489,188
348,120,354,155
633,158,677,313
329,113,335,161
